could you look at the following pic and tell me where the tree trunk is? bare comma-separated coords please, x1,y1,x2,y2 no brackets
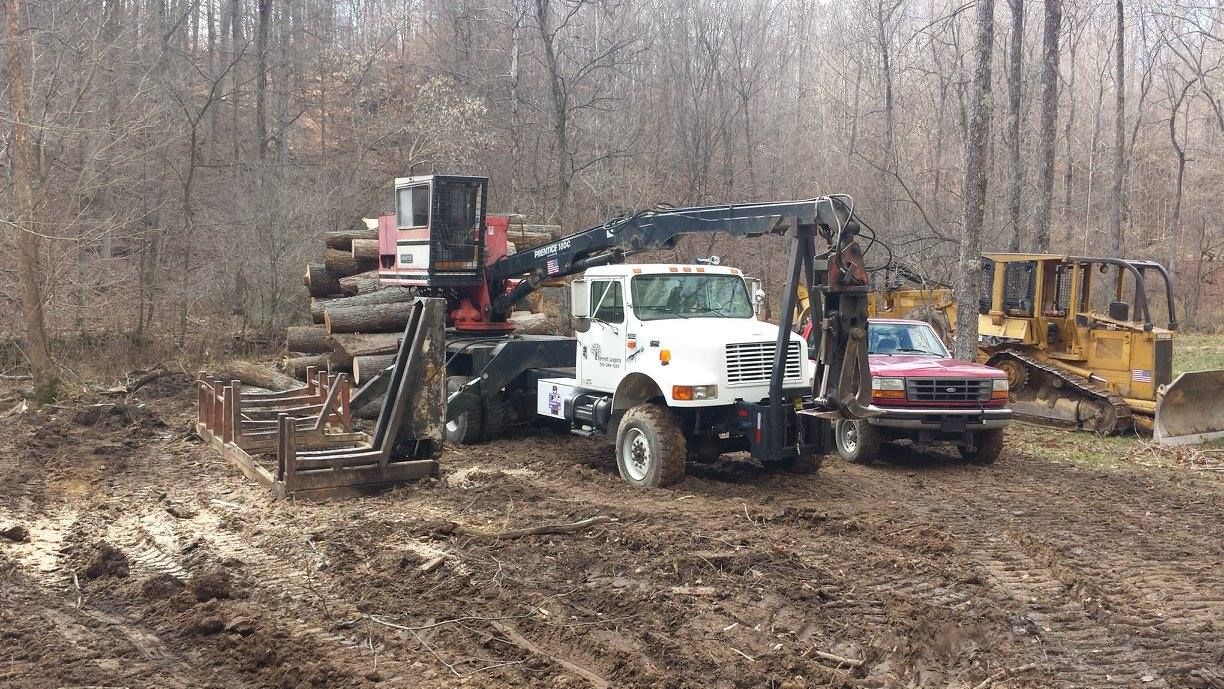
323,247,375,277
329,332,402,367
1033,0,1062,252
6,0,58,402
255,0,272,161
1166,80,1193,288
283,354,332,379
212,360,301,391
286,325,333,354
353,354,396,384
324,302,417,334
535,0,570,226
955,0,997,360
1106,0,1125,295
339,270,382,296
350,238,379,261
312,288,416,323
304,262,342,297
324,223,378,250
1005,0,1024,251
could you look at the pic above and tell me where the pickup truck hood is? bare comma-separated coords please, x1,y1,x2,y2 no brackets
869,354,1002,379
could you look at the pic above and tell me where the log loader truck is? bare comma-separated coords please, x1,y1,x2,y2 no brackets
352,175,881,487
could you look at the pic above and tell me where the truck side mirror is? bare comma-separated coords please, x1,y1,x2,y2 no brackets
570,280,591,332
571,280,590,318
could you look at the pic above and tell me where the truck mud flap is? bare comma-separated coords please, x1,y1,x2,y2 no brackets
1154,370,1224,446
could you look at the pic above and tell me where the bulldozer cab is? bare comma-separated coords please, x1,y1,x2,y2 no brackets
978,253,1176,403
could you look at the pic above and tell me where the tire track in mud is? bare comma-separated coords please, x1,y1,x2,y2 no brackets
879,459,1224,687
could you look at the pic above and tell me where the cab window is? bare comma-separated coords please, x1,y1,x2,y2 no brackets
396,184,430,228
590,281,624,323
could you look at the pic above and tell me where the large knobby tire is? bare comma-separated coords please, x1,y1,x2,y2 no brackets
444,376,483,445
960,428,1004,464
615,404,686,488
835,418,881,464
481,390,506,442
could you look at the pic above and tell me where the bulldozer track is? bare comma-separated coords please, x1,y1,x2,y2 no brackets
987,350,1133,433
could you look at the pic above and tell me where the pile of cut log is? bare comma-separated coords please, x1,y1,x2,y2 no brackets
285,219,415,385
285,216,563,386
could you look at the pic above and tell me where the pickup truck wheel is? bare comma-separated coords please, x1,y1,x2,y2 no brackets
443,376,483,445
960,428,1004,464
835,418,880,464
616,404,686,487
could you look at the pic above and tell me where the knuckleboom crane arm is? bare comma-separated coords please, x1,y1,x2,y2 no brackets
487,196,878,424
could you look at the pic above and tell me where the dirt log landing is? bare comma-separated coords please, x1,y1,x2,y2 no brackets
0,379,1220,688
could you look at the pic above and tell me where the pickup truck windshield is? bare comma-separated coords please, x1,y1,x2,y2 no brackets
868,322,949,357
631,274,754,321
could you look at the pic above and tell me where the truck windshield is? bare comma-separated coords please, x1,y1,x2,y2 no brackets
868,322,949,357
631,274,754,321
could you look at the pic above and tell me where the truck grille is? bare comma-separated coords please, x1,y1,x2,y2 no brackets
725,342,802,385
905,379,990,402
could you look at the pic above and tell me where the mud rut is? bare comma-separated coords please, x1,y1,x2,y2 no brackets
0,380,1220,689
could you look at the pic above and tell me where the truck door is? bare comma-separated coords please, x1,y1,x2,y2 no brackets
579,279,626,391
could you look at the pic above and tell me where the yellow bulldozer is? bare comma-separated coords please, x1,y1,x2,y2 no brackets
796,254,1224,444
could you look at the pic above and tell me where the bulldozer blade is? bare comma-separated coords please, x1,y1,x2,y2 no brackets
1153,370,1224,446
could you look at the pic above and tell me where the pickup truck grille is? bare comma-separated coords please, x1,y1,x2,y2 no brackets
905,379,991,402
725,342,802,385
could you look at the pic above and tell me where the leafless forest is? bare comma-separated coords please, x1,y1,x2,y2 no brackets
3,0,1224,375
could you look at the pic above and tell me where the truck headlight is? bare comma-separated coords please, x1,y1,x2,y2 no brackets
871,377,905,400
673,385,718,401
872,377,905,391
992,378,1008,391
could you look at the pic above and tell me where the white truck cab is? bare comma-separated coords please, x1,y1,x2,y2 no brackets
535,264,817,486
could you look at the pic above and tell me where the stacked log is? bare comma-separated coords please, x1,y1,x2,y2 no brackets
282,217,411,384
283,213,552,387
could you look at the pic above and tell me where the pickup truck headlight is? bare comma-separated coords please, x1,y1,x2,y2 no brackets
992,378,1008,392
673,385,717,401
871,377,906,400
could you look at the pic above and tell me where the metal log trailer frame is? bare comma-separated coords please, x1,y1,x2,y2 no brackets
196,299,445,500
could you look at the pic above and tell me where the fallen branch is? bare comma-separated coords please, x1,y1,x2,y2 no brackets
812,649,864,668
124,366,172,395
490,621,612,689
436,515,613,540
971,663,1038,689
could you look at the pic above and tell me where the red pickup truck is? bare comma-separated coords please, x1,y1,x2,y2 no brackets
833,319,1011,464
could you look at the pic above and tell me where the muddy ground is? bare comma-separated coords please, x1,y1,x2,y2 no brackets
0,376,1221,689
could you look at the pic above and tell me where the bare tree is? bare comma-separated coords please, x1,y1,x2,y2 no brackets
956,0,997,359
1106,0,1125,285
1005,0,1024,251
5,0,58,401
1033,0,1062,251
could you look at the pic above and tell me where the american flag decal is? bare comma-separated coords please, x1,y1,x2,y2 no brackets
546,258,559,275
1132,369,1152,383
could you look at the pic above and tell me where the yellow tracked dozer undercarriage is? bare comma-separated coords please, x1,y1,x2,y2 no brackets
796,254,1224,444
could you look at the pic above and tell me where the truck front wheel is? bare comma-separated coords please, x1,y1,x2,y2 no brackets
615,404,686,487
960,428,1004,464
835,419,881,464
